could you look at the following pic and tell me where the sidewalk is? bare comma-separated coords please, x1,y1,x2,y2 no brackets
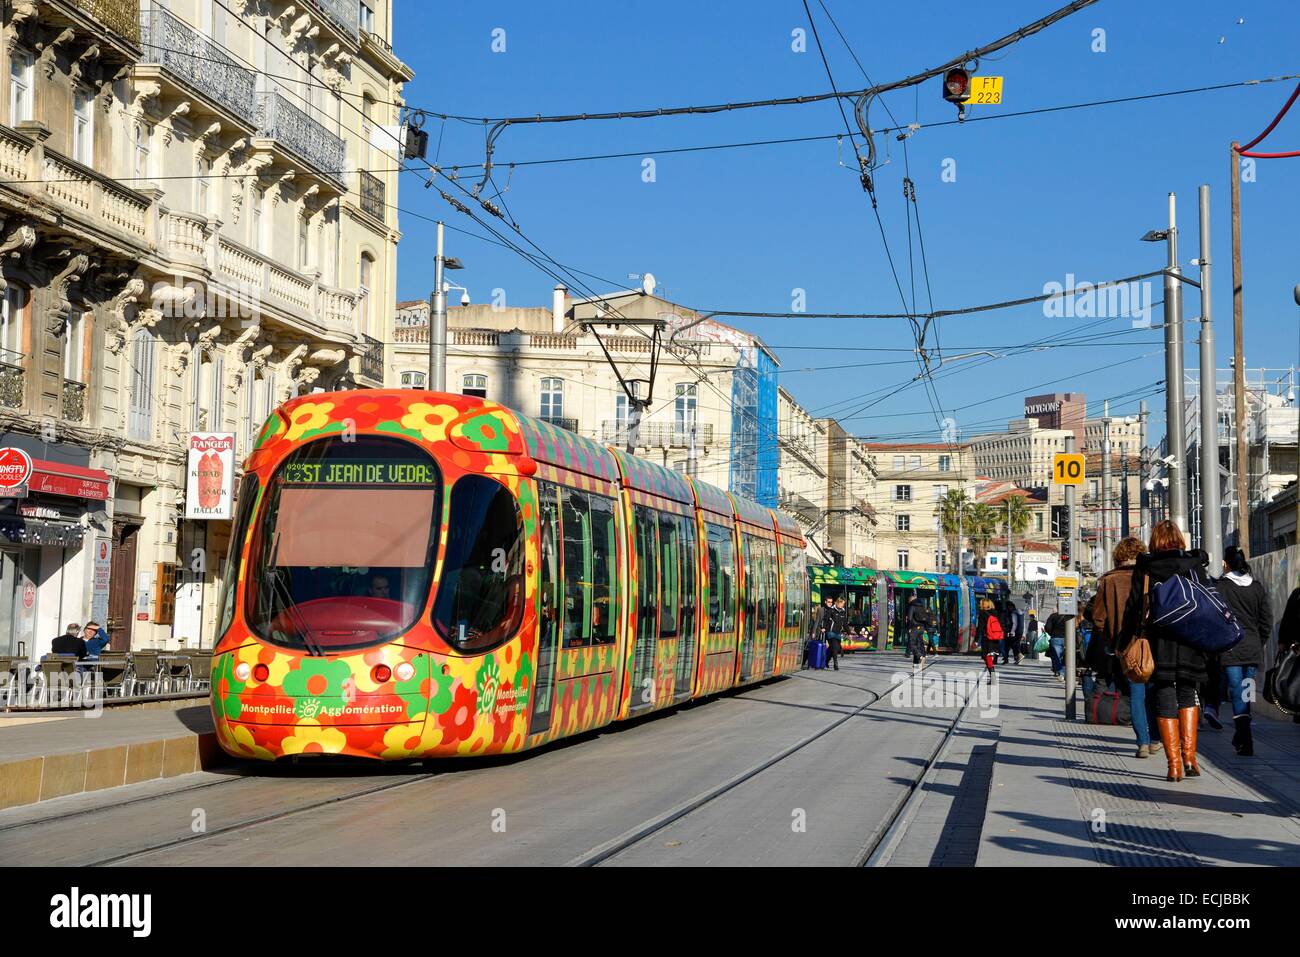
978,660,1300,866
0,704,219,810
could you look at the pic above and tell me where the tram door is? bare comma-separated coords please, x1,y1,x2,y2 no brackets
527,484,561,737
628,506,659,713
739,535,756,680
670,513,698,702
761,540,778,674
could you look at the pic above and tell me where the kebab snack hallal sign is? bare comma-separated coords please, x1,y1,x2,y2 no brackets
0,447,32,498
184,432,235,520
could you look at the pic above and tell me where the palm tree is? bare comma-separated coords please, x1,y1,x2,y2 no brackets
966,503,1000,575
938,489,968,574
1002,495,1033,586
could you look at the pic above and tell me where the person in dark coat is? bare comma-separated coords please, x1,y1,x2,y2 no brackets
906,594,933,667
1119,521,1209,782
50,624,87,660
826,597,848,671
804,597,834,668
1093,537,1161,758
1214,546,1274,756
1043,610,1068,678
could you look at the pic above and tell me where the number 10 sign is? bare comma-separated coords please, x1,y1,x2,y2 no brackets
1052,453,1085,486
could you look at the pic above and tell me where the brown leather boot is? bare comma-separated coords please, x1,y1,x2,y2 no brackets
1157,716,1183,782
1179,707,1200,776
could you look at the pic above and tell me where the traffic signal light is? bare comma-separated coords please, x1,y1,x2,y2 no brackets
404,126,428,160
941,68,971,104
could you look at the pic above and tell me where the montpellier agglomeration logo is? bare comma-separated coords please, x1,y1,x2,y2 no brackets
1041,274,1155,328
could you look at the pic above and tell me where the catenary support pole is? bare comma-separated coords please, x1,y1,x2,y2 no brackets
1064,434,1078,720
1198,184,1223,573
1231,145,1249,552
1164,193,1190,537
429,221,447,391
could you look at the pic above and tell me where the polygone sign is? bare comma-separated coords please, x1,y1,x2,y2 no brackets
185,433,235,520
0,447,33,497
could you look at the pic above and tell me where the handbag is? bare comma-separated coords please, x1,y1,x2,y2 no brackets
1149,567,1244,654
1121,579,1155,683
1263,644,1300,716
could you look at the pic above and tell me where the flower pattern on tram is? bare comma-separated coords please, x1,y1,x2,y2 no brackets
397,401,460,443
282,657,353,700
282,400,336,442
438,683,478,746
280,722,349,755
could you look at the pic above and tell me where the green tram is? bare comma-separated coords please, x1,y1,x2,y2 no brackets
807,565,1012,654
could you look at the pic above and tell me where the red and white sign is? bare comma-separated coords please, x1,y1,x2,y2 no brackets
22,581,35,609
185,433,236,520
0,447,33,493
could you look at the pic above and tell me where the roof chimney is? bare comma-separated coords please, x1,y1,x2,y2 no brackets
552,284,567,331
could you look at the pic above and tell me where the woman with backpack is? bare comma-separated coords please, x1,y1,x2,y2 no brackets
977,598,1000,673
1119,521,1210,782
1213,546,1273,757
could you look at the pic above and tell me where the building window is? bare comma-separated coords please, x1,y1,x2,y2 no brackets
934,483,948,502
400,371,426,389
909,455,921,470
9,49,32,124
462,374,487,398
128,327,154,441
195,155,211,215
893,455,905,471
540,377,564,421
896,514,910,532
1036,513,1044,533
132,123,151,183
359,1,375,33
251,187,265,252
72,86,94,164
63,309,85,383
675,382,697,436
894,484,912,502
298,215,310,270
0,285,26,365
939,454,951,472
358,253,373,334
897,549,910,569
615,394,628,431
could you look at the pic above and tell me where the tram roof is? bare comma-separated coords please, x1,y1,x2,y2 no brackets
609,447,695,506
514,413,622,484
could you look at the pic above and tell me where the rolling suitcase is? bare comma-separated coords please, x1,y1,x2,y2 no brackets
808,639,828,670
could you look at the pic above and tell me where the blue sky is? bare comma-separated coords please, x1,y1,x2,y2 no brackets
391,0,1300,444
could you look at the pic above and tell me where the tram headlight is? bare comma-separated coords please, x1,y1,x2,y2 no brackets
395,661,416,682
235,662,251,682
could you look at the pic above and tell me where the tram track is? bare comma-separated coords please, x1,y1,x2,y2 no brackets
570,658,946,867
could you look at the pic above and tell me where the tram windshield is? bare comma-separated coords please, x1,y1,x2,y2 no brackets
247,436,441,651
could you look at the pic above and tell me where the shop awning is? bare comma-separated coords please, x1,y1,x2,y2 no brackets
27,459,110,501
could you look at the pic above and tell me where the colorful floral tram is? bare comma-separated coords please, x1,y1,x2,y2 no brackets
807,566,1011,653
210,390,809,761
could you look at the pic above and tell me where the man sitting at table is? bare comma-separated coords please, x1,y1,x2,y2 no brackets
50,623,87,660
83,622,109,660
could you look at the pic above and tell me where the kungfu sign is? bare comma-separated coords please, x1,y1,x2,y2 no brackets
185,433,235,520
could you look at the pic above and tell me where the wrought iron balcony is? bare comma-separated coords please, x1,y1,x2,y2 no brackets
62,379,87,422
359,334,384,384
0,358,24,409
139,4,258,126
72,0,140,43
359,169,385,221
304,0,359,39
256,91,347,188
541,416,579,434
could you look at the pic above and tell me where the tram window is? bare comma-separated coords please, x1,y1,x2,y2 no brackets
678,514,697,640
706,522,734,633
783,546,806,630
432,475,525,652
529,483,561,735
742,535,757,630
246,436,441,652
560,488,592,648
589,494,617,644
658,510,680,639
635,506,659,645
753,538,770,633
216,473,259,641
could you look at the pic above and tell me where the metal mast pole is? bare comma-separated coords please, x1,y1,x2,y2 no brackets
1101,401,1111,569
1139,400,1151,541
1198,185,1223,572
1064,434,1078,719
1230,145,1249,551
1164,193,1190,536
429,221,447,391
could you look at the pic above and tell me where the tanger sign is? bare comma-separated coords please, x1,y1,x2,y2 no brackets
0,447,32,498
185,433,235,520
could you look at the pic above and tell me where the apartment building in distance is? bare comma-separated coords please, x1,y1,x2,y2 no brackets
0,0,411,658
862,442,977,572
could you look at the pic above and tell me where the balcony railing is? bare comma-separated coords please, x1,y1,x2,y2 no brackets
304,0,359,39
599,421,713,448
256,91,346,188
540,416,579,433
139,5,258,126
0,359,24,409
359,169,385,221
62,379,86,422
73,0,140,43
359,334,384,383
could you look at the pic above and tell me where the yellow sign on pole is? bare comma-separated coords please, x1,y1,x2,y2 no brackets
969,76,1004,105
1052,453,1085,486
1055,573,1080,589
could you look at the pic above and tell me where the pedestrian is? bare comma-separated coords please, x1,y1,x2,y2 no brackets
826,596,847,671
1119,520,1210,783
906,593,932,668
977,598,1000,673
50,623,87,660
1213,546,1273,757
1093,536,1160,758
1000,601,1019,664
83,621,109,660
1044,608,1068,680
804,596,834,669
1026,611,1039,655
